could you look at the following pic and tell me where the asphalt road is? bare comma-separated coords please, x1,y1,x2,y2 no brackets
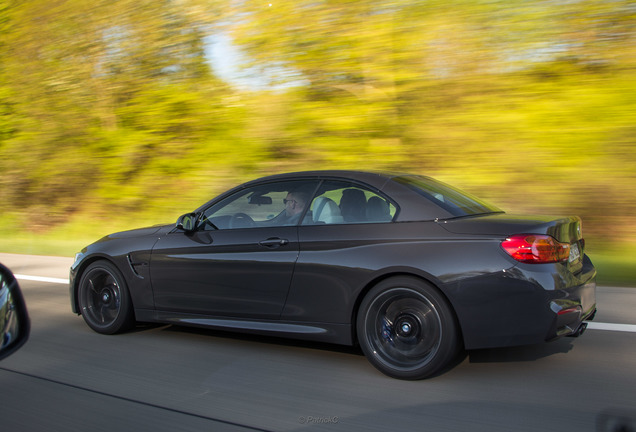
1,253,635,432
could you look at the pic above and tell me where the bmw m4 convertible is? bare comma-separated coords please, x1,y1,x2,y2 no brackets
70,171,596,379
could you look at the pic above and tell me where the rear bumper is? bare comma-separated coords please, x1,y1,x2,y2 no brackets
547,280,596,340
448,254,597,350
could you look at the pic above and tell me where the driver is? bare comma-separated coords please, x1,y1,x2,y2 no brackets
283,191,309,225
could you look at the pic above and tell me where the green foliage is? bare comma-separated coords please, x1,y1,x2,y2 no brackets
0,0,635,285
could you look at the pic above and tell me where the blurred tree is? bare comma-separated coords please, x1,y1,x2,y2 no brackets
227,0,636,243
0,0,229,221
0,0,635,249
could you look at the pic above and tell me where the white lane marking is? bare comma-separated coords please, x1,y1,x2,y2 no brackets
9,274,636,334
586,322,636,333
15,274,69,285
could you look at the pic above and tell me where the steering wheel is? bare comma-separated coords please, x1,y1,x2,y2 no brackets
229,212,256,229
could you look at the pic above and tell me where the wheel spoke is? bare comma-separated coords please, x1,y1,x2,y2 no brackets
88,278,98,294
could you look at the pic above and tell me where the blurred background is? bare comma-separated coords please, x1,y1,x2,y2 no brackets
0,0,634,284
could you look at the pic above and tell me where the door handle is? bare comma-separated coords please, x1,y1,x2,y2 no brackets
259,238,289,248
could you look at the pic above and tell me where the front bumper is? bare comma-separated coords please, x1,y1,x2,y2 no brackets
69,252,85,315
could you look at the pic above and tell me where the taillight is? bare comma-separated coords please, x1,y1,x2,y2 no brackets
501,234,570,264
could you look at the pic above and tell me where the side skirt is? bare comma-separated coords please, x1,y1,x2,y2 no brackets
134,309,353,345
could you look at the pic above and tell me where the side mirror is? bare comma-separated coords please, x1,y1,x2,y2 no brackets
0,263,30,360
176,213,199,232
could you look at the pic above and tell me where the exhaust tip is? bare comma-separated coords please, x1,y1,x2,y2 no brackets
567,322,588,338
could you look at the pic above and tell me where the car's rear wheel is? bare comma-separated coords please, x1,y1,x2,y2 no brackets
78,261,134,334
357,277,461,380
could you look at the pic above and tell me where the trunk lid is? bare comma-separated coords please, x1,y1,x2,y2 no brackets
440,213,583,244
440,213,585,268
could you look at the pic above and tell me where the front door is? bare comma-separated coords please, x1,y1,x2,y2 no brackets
150,226,299,319
149,178,319,319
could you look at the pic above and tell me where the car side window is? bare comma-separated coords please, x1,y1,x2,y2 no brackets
302,181,396,225
202,180,319,230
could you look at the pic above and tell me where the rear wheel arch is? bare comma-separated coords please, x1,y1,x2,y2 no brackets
351,272,460,344
354,274,463,379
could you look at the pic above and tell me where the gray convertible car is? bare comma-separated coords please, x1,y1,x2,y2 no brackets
70,171,596,379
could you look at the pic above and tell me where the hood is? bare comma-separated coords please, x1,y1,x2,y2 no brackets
440,213,583,243
103,224,172,240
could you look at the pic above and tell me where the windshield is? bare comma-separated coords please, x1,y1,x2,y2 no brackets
393,175,502,218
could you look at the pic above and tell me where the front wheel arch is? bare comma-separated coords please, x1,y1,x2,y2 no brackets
72,256,114,313
77,259,135,334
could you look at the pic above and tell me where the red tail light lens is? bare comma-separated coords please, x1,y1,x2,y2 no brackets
501,235,570,264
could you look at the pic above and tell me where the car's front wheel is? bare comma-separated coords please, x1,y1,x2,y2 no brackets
357,277,461,380
78,261,134,334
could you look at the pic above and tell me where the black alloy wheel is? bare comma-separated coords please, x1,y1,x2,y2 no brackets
357,276,461,380
78,261,134,334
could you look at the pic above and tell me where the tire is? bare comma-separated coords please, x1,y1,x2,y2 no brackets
78,261,135,334
356,276,461,380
